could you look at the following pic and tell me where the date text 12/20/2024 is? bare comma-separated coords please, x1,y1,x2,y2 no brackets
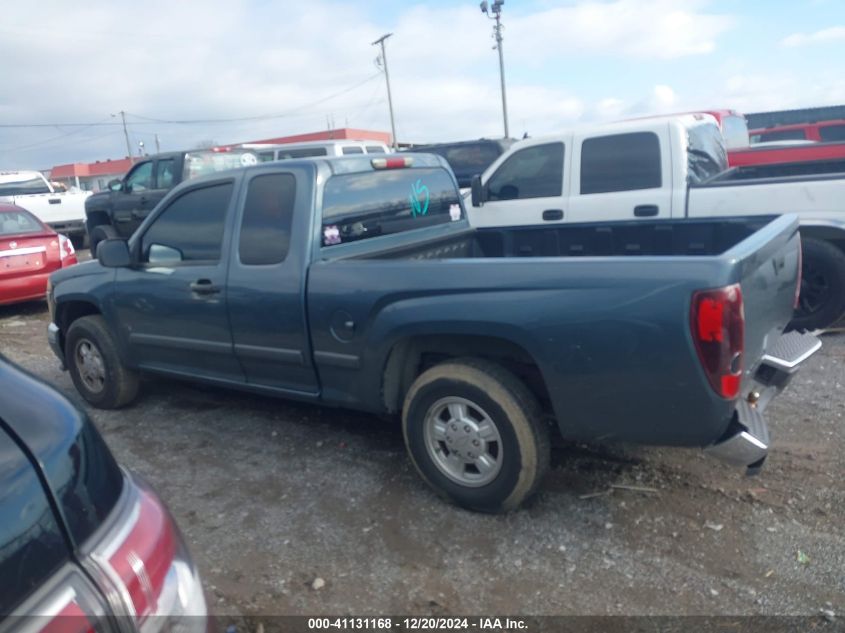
307,618,528,631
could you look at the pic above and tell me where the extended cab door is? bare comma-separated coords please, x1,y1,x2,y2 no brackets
112,159,158,237
225,167,319,395
567,128,673,223
111,178,244,383
468,139,569,228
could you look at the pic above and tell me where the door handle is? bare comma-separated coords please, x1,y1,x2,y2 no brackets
189,279,221,295
139,196,148,204
634,205,659,217
542,209,564,221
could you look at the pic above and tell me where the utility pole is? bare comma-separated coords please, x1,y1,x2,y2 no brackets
154,133,161,153
112,111,134,163
480,1,509,138
372,33,398,149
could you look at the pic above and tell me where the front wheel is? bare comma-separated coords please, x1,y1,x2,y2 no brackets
402,358,550,513
790,238,845,331
65,315,140,409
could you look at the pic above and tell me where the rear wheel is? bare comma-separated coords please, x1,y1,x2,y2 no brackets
790,237,845,331
402,358,550,513
65,315,140,409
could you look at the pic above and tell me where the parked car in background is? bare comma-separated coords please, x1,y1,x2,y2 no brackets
467,115,845,331
0,171,90,245
0,358,209,629
46,153,818,512
750,119,845,144
0,203,77,306
243,139,391,162
401,138,514,189
83,148,258,254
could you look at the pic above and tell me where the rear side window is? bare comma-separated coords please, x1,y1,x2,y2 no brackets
322,167,462,246
0,428,68,614
141,182,233,263
486,143,564,201
0,209,43,235
342,146,364,155
580,132,662,194
239,174,296,265
819,124,845,142
155,159,176,189
366,146,386,154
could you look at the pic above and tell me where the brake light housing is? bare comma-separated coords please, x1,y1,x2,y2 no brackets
58,234,75,263
690,283,745,400
371,156,413,169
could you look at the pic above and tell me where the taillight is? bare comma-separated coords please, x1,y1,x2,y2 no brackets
690,283,745,399
58,234,75,262
794,238,803,309
91,475,207,629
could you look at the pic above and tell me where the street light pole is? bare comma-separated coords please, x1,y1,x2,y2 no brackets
480,1,509,138
372,33,398,150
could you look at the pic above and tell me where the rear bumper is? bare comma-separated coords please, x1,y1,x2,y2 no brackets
46,219,86,236
0,273,51,306
705,331,822,473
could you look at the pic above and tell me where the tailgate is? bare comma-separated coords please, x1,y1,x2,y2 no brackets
721,214,801,385
11,193,88,224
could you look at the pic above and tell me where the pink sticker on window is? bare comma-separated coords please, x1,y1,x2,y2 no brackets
323,225,341,245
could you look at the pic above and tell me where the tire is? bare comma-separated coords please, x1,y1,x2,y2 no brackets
402,358,550,513
65,315,140,409
790,237,845,331
89,224,118,257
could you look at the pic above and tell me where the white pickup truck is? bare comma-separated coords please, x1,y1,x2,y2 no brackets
467,115,845,330
0,171,90,244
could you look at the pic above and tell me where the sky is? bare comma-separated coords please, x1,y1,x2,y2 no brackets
1,0,844,170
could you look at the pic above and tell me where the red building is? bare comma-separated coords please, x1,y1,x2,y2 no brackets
50,158,134,192
49,128,391,192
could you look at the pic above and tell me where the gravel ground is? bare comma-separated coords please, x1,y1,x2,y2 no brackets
1,274,843,622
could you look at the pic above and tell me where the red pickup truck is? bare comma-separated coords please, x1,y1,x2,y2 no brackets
698,110,845,167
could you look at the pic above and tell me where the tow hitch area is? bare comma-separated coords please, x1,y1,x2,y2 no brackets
705,331,822,473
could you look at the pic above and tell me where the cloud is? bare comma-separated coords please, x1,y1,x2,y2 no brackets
505,0,733,61
780,26,845,47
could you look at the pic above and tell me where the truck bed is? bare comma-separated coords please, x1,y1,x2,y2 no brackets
357,216,775,260
310,215,801,448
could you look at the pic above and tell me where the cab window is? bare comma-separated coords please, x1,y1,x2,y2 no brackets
141,182,233,263
580,132,661,194
125,161,154,192
239,174,296,265
486,143,564,201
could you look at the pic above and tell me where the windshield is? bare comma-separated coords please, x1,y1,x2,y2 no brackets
687,122,728,185
721,115,750,149
182,150,259,181
0,174,51,197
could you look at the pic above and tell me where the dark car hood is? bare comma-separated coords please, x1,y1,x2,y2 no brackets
0,359,123,548
49,258,110,286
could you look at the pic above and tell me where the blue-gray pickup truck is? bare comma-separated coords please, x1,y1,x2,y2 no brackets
46,153,820,512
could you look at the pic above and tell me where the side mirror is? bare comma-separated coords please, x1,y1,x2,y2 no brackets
470,174,485,207
97,239,131,268
108,179,123,192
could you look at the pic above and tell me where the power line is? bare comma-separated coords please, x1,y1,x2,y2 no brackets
0,73,383,130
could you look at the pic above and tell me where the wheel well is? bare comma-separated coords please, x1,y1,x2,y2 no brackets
57,301,101,346
382,335,552,415
85,210,110,229
799,226,845,254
